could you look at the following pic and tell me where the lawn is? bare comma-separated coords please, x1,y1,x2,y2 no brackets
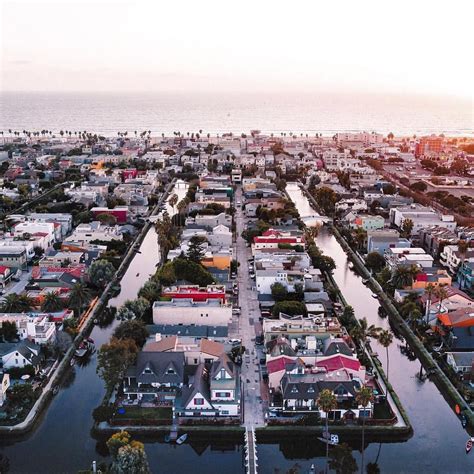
114,406,172,421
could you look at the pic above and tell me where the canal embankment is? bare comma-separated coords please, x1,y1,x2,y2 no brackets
298,182,474,428
0,179,177,436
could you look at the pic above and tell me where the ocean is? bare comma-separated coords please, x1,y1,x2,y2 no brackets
0,91,472,137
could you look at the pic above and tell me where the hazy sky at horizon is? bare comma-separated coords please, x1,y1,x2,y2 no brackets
1,0,473,100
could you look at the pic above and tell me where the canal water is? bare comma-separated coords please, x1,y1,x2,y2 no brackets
1,181,470,473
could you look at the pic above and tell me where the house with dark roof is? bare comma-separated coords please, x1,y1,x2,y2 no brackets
275,368,372,421
176,354,240,417
124,352,185,403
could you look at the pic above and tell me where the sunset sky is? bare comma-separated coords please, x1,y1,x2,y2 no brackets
1,0,472,99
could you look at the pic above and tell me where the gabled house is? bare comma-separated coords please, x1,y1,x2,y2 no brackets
124,352,185,402
176,353,240,417
0,340,43,372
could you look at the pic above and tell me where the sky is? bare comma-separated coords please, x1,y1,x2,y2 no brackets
1,0,473,99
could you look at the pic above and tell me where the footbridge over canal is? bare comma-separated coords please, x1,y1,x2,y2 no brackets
244,427,258,474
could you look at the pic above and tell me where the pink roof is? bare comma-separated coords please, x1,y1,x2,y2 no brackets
316,355,361,372
267,356,296,374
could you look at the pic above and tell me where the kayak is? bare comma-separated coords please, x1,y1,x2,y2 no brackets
466,438,473,454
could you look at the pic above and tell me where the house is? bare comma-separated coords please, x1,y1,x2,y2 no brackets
176,354,240,417
152,299,232,327
0,266,12,287
90,206,129,224
389,205,457,235
0,313,57,344
253,229,304,252
458,261,474,292
65,221,123,244
385,247,434,269
446,352,474,377
143,335,225,366
276,368,371,420
366,229,410,255
161,285,226,303
255,269,306,295
123,352,185,402
0,340,42,372
0,372,10,406
0,247,28,270
350,215,385,232
440,245,474,275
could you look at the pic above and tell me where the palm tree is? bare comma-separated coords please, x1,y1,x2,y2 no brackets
356,385,374,474
353,228,367,251
434,284,448,315
168,193,178,214
317,388,338,474
424,282,435,323
68,283,92,317
0,294,34,313
377,329,393,381
41,292,64,312
390,265,418,289
350,317,381,350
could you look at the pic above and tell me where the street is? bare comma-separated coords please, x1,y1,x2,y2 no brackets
234,186,265,428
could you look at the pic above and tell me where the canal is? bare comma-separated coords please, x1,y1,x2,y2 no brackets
271,182,472,473
1,181,470,473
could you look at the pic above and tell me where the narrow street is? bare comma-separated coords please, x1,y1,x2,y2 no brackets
235,186,265,428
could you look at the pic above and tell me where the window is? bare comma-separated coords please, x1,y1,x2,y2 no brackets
216,392,231,398
166,367,175,375
334,386,347,396
194,398,204,406
291,386,298,393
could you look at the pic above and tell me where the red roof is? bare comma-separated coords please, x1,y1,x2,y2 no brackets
267,356,296,374
254,237,299,244
0,266,9,275
316,355,361,372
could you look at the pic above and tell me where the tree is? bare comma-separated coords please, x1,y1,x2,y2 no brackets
107,431,132,458
356,385,374,474
390,265,418,289
97,337,138,393
400,218,414,238
313,187,339,215
317,388,338,474
434,284,449,313
112,441,150,474
186,236,207,263
96,212,117,226
410,181,427,192
350,317,381,349
365,252,386,273
68,282,92,317
41,292,64,312
138,280,161,302
88,260,116,288
155,211,181,262
0,321,18,342
271,282,288,302
0,294,34,313
329,443,358,474
168,193,178,213
113,320,149,347
353,228,367,251
272,301,306,318
377,330,393,381
8,383,35,406
116,298,149,321
382,183,396,195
